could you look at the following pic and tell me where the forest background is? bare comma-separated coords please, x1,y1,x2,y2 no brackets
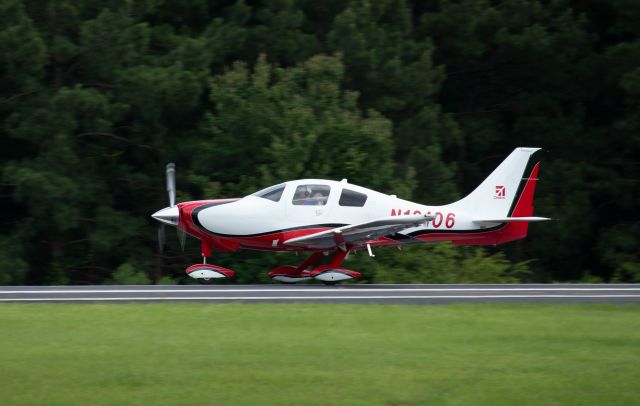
0,0,638,285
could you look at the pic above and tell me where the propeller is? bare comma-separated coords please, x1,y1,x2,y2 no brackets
177,227,187,251
166,163,176,207
158,223,166,253
156,162,186,253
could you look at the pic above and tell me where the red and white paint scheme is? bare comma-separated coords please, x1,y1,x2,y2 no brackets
152,147,549,284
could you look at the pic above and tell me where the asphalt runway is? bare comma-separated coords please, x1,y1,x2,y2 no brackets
1,284,639,304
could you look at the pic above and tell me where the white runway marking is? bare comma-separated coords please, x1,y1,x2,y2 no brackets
2,285,638,303
1,295,640,302
2,288,640,294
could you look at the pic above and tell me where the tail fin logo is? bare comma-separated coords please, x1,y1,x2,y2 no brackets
495,185,506,199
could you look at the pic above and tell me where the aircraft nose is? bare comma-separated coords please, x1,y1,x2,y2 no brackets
152,206,179,226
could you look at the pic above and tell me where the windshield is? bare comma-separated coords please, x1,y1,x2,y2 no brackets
251,183,286,202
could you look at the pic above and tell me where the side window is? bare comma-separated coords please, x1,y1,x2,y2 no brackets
253,184,285,202
339,189,368,207
292,185,330,206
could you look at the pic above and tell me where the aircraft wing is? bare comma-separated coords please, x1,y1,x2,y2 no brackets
283,214,433,250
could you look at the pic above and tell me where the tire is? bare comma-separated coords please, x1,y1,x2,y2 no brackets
322,281,339,286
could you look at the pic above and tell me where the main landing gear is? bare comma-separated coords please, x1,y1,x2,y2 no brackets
185,242,361,285
268,250,362,285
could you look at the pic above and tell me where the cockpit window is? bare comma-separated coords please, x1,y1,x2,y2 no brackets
292,185,330,206
252,183,285,202
339,189,368,207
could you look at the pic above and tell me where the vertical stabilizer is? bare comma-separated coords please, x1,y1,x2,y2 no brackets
450,147,540,218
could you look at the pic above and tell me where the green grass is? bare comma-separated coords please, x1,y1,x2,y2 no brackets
0,304,639,405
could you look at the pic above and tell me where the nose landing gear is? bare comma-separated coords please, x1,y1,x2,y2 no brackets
186,242,235,284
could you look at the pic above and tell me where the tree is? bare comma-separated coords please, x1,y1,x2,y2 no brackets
0,0,637,284
195,53,404,195
328,0,461,204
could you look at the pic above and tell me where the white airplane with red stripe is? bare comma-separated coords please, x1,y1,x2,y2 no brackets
152,147,549,284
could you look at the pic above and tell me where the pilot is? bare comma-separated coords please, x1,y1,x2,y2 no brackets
302,191,315,205
295,188,314,205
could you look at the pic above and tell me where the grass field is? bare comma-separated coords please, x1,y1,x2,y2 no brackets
0,303,639,405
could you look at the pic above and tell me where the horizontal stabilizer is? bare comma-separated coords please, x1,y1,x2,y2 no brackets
473,216,551,225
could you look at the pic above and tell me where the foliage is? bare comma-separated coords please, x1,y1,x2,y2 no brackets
0,235,28,285
0,0,637,284
197,53,400,195
105,262,151,285
349,243,527,283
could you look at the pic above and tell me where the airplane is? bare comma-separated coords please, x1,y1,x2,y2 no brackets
152,147,549,284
